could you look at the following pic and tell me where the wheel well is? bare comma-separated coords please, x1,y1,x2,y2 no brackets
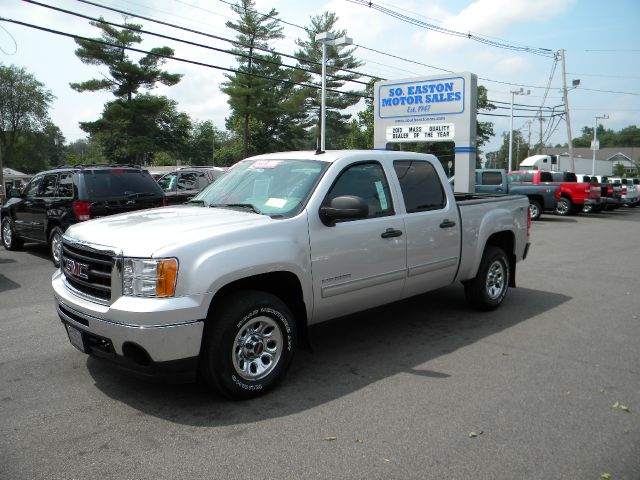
46,221,61,245
208,271,309,346
527,195,543,205
485,231,516,288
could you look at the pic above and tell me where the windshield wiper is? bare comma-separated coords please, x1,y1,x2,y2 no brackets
210,203,262,214
185,199,207,206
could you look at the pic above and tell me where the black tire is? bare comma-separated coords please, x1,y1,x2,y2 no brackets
1,217,24,251
591,205,602,213
554,197,572,216
464,246,510,311
528,200,542,220
199,290,297,400
49,226,64,268
582,204,592,214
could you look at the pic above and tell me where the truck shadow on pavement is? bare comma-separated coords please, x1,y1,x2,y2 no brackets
86,285,570,425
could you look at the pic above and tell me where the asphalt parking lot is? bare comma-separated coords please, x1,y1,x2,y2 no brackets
1,208,639,480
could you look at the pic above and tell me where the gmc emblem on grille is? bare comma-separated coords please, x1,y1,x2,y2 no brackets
64,258,89,280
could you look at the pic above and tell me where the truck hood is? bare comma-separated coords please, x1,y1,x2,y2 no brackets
64,205,273,256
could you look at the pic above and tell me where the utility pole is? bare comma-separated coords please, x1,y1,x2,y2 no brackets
560,49,575,172
537,113,544,154
526,120,532,157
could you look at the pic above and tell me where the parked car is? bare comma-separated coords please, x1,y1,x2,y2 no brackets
1,165,167,266
53,150,530,399
156,167,227,205
592,175,622,212
509,170,601,216
473,169,559,220
608,177,639,207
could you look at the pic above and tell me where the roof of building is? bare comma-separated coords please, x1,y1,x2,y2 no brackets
541,147,640,163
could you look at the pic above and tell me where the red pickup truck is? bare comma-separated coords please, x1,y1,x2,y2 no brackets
509,170,601,216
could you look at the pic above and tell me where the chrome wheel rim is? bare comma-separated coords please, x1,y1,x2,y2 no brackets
486,260,506,300
556,200,569,215
232,316,283,381
529,203,540,219
51,231,62,264
2,221,12,247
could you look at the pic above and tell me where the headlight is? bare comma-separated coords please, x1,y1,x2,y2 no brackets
123,258,178,297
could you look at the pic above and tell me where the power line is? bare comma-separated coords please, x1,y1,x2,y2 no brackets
346,0,556,58
24,0,371,87
0,17,370,100
157,0,563,91
72,0,377,81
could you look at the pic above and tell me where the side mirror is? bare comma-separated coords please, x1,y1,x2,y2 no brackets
9,189,21,198
319,195,368,226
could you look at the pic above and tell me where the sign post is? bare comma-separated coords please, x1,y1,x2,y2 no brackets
374,72,478,193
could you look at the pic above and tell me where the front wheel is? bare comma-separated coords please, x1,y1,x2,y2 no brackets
554,197,572,216
464,246,510,311
199,290,297,399
2,217,24,251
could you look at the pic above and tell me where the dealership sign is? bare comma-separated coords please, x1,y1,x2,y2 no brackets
378,77,465,119
373,72,478,193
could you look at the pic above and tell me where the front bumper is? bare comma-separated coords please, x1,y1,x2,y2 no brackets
52,269,205,380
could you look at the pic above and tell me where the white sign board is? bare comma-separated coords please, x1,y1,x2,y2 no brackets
386,123,455,142
591,140,600,151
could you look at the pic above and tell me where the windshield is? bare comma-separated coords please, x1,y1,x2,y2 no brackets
192,158,328,217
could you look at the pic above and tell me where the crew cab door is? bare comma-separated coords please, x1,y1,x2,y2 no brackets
309,161,406,322
392,159,461,299
12,174,44,239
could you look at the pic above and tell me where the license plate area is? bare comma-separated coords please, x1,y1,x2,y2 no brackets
65,323,86,353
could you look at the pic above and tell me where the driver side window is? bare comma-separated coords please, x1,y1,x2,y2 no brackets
324,162,394,219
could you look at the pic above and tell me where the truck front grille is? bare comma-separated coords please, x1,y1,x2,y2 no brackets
61,239,115,302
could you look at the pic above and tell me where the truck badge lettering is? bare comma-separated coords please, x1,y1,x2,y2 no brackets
65,259,89,280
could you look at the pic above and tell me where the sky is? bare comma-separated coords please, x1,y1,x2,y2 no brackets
1,0,639,159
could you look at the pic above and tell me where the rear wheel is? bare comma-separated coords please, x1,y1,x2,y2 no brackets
199,290,297,399
528,200,542,220
555,197,572,216
1,217,24,251
464,246,510,311
49,227,64,267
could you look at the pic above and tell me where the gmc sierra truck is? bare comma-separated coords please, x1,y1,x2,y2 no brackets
52,150,531,399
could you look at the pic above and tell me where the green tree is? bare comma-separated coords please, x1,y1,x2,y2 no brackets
222,0,306,158
80,95,191,164
71,18,184,163
0,64,55,187
70,18,181,101
294,12,364,149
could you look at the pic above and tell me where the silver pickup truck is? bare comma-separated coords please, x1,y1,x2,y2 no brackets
52,150,530,399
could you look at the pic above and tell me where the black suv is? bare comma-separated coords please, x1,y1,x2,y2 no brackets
1,165,166,266
156,166,227,205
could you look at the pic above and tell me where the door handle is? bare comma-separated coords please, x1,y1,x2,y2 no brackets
440,219,456,228
381,228,403,238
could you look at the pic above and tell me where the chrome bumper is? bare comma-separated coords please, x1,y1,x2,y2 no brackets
52,270,205,363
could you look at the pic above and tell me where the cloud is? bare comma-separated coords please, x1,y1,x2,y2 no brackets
413,0,575,53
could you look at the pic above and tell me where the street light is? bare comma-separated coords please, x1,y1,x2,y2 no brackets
592,114,609,175
508,88,530,172
315,32,353,151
